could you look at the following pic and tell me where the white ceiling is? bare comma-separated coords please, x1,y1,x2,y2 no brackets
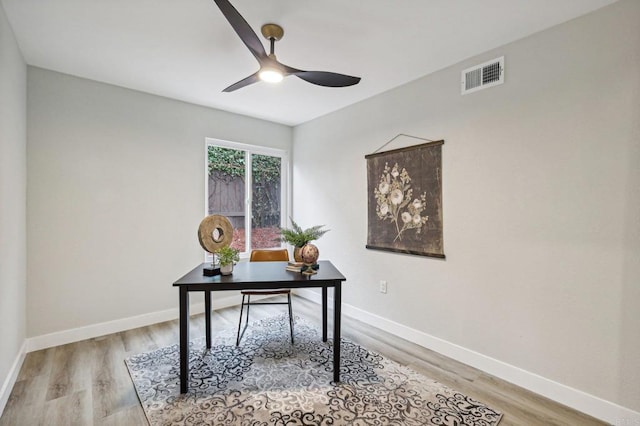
2,0,618,126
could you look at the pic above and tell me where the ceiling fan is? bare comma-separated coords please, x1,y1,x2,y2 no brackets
213,0,361,92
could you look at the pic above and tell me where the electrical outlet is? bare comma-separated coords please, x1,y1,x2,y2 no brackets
379,280,387,294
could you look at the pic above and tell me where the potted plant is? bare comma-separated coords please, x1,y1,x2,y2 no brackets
215,245,240,275
279,218,329,262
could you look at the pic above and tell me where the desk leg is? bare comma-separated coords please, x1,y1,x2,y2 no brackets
333,281,341,383
205,290,212,349
322,286,328,342
179,287,190,393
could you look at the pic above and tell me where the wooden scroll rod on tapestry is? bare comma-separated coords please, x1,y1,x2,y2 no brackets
366,133,444,159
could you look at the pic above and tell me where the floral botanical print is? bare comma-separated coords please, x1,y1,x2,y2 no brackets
366,140,445,257
374,162,429,242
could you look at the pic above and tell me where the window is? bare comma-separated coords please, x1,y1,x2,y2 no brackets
205,138,288,257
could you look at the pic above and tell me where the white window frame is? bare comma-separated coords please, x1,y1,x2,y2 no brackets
204,137,290,260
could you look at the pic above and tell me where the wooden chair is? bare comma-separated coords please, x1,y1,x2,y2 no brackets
236,248,294,345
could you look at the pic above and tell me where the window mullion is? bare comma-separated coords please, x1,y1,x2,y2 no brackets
280,155,288,231
244,150,252,255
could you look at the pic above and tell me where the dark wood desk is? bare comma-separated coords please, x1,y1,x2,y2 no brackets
172,260,347,393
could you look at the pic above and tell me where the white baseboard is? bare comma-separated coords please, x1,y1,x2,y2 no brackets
0,341,27,417
25,294,242,353
295,288,640,426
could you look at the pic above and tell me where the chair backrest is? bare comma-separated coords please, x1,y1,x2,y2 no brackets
249,248,290,262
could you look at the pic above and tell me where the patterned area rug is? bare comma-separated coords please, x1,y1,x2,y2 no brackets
125,315,502,425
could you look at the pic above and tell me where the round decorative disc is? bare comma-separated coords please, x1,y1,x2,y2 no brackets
197,215,233,253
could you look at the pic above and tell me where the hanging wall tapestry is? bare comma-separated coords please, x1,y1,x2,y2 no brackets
366,139,445,258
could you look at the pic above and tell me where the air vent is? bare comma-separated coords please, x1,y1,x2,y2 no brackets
461,56,504,95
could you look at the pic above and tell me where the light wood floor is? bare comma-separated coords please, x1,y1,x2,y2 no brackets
1,296,606,425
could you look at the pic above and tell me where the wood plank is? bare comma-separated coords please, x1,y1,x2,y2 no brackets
42,390,93,426
0,375,48,425
45,340,94,401
90,334,139,421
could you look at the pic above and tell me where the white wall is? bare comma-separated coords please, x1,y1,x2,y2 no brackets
293,0,639,419
27,68,292,337
0,1,27,413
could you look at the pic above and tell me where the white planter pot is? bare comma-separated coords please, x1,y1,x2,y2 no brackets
220,263,233,275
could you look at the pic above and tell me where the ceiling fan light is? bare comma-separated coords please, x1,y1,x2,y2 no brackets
259,68,284,83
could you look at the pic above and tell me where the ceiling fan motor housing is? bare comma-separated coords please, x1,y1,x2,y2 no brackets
261,23,284,41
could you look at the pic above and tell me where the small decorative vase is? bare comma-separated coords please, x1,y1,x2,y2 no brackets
293,246,304,263
300,243,319,265
220,263,233,275
300,244,319,275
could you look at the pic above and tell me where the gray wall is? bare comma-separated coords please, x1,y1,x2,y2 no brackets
26,68,292,336
293,0,639,413
0,1,26,410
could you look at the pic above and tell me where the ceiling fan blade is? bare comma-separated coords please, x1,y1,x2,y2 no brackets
222,72,260,92
285,68,361,88
213,0,267,62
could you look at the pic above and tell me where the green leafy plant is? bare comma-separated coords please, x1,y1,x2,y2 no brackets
208,146,281,182
279,218,329,248
207,146,245,179
215,246,240,266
